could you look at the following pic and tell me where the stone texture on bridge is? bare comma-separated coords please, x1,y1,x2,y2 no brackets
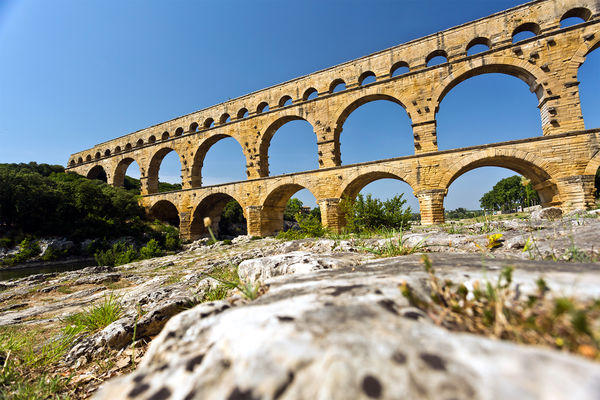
66,0,600,240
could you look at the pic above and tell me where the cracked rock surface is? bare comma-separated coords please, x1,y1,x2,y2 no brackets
96,253,600,400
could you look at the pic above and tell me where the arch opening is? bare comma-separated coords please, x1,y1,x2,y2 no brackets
192,135,247,187
340,174,418,230
149,200,180,229
560,7,592,28
303,88,318,101
237,108,249,119
264,117,317,176
512,22,541,43
87,165,107,182
446,167,542,217
359,71,376,86
391,61,409,77
437,73,541,150
148,135,156,144
189,122,199,133
279,96,293,107
330,79,346,93
466,37,491,56
578,44,600,129
148,148,183,193
175,127,184,136
77,157,83,164
204,118,215,129
115,146,122,154
262,184,319,235
104,149,111,157
190,193,246,240
136,139,144,147
161,132,170,141
426,50,448,67
125,143,132,151
113,158,142,194
95,152,101,160
257,102,269,114
445,156,556,213
220,113,231,124
336,96,413,165
86,155,92,162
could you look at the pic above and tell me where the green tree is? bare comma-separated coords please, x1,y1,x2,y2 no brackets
284,198,304,221
340,193,412,233
479,175,539,212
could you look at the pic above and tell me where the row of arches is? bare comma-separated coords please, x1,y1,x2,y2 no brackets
69,6,596,168
145,147,571,239
84,42,599,194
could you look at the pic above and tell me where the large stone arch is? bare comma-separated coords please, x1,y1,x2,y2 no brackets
440,149,559,206
190,134,247,187
433,57,550,112
338,168,417,200
148,199,180,228
112,157,143,188
146,146,185,194
86,164,108,182
584,149,600,176
259,183,320,235
568,28,600,75
189,191,247,239
257,115,318,177
329,92,413,166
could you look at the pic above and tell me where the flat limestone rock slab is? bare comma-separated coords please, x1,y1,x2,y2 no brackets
95,254,600,400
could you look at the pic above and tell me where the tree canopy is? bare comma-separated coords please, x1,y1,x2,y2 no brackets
479,175,539,212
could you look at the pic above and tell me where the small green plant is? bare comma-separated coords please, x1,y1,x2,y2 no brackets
363,233,428,257
340,193,412,234
1,237,41,266
200,264,262,302
277,212,326,240
62,293,124,336
94,241,137,267
138,239,163,260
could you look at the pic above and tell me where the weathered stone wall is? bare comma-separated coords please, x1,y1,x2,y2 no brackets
65,0,600,239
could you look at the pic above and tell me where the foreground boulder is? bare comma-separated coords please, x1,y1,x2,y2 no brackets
95,254,600,400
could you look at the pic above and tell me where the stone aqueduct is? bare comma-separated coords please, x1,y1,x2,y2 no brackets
67,0,600,240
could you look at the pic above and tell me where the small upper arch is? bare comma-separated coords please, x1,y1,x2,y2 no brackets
358,71,377,86
560,7,592,27
148,135,156,143
390,61,410,77
466,37,492,56
104,149,111,157
303,87,318,101
237,108,249,119
69,159,76,166
175,127,184,136
86,154,92,162
204,117,215,129
77,157,83,164
125,143,132,151
279,95,293,107
114,146,122,153
329,78,346,93
257,102,270,114
189,122,199,132
136,139,144,147
219,113,231,124
95,151,101,159
512,22,541,43
426,50,449,67
162,131,170,141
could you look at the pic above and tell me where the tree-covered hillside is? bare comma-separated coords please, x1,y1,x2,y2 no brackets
0,162,160,244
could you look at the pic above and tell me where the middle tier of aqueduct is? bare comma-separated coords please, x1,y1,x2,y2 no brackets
67,0,600,240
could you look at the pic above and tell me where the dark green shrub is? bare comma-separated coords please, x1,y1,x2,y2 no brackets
139,239,163,260
94,242,137,267
340,193,412,233
277,213,325,240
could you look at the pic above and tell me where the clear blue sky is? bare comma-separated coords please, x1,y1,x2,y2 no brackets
0,0,598,211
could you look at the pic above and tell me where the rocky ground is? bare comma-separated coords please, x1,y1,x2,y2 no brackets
2,209,600,399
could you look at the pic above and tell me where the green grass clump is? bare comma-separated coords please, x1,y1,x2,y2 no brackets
200,264,261,302
0,326,74,399
1,238,41,266
62,293,124,336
